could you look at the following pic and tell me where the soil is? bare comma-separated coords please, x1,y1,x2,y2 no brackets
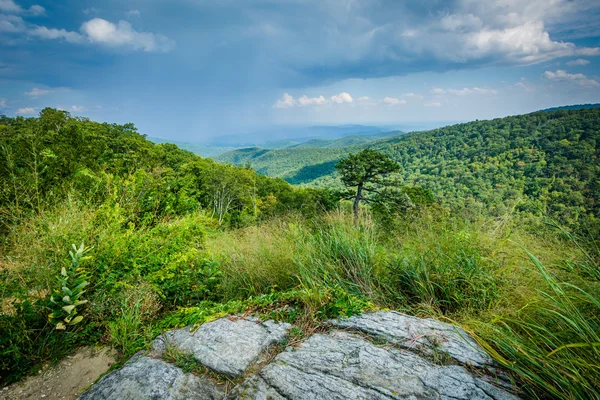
1,347,116,400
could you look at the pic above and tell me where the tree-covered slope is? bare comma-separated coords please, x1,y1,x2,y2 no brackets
0,108,334,231
218,109,600,225
216,146,347,179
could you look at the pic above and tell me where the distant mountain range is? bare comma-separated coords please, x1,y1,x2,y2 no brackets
149,125,406,157
147,137,237,157
205,124,392,147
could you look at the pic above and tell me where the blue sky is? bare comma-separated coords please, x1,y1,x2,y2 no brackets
1,0,599,140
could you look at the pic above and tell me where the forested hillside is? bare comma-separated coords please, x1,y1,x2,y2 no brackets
218,109,600,228
0,108,334,231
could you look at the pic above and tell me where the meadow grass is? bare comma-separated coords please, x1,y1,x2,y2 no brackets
2,203,598,398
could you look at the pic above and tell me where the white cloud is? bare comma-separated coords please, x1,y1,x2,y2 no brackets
28,5,43,15
0,0,44,15
297,95,326,106
126,10,140,18
424,101,442,107
0,98,6,107
330,92,353,104
273,93,296,108
382,96,406,105
462,21,600,64
30,26,85,43
543,69,599,87
515,78,535,92
30,18,174,52
566,58,590,66
16,107,35,114
80,18,174,52
431,88,446,95
402,92,420,99
0,14,25,32
83,7,99,15
447,87,497,95
440,13,482,32
70,105,86,112
391,3,600,68
357,96,371,101
274,92,356,108
25,87,52,96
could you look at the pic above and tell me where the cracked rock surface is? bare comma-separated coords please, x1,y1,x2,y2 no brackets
227,331,518,400
329,310,494,368
152,317,291,377
78,313,520,400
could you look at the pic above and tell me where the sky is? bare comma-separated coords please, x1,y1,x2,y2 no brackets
1,0,600,141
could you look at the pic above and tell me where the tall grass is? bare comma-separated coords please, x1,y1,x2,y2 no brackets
4,201,598,397
477,245,600,399
207,210,510,316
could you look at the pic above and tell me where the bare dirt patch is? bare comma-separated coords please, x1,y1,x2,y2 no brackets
1,347,116,400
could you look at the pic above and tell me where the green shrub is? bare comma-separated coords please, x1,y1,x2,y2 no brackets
48,243,90,330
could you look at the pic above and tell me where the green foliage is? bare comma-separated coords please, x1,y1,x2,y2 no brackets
335,149,403,219
387,240,501,314
336,148,400,188
0,108,335,233
476,244,600,399
107,299,155,358
159,286,374,330
48,244,90,330
218,108,600,231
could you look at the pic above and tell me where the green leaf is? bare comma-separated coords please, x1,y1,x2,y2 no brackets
62,305,76,313
72,281,89,291
69,316,84,325
62,295,72,304
56,322,66,330
61,267,67,277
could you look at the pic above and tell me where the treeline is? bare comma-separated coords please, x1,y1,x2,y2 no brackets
218,108,600,230
0,108,335,233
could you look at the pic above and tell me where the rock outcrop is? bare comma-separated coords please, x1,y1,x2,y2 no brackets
329,310,494,368
78,312,520,400
78,355,223,400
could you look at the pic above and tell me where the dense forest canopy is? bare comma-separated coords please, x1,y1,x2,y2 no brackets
0,108,335,232
218,108,600,229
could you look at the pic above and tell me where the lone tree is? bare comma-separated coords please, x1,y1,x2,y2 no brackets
335,148,401,221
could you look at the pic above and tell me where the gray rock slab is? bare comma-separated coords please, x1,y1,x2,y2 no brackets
227,331,519,400
329,310,494,368
78,355,224,400
153,317,291,377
